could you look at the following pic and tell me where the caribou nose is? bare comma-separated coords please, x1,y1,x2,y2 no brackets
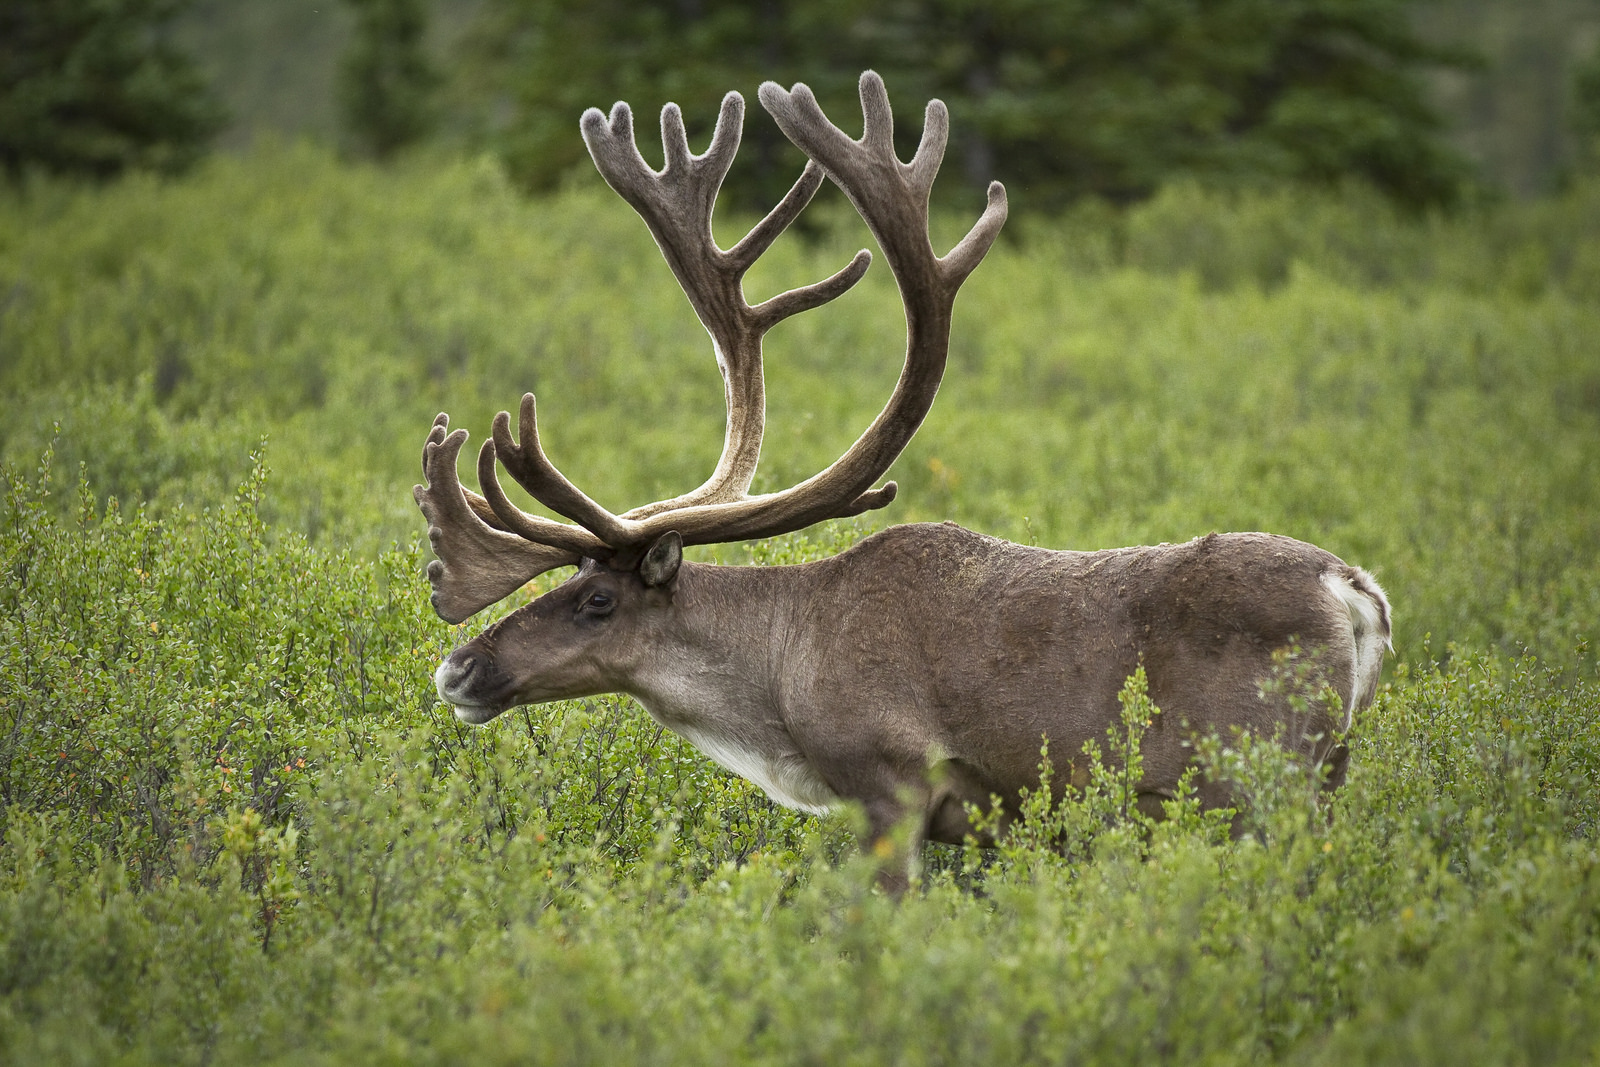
433,652,479,703
433,649,509,725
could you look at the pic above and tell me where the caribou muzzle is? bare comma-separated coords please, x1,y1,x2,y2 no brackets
434,649,513,724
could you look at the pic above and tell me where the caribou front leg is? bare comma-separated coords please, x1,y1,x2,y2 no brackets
857,759,1001,894
860,787,930,898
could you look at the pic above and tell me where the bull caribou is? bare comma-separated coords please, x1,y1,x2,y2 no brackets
417,72,1391,885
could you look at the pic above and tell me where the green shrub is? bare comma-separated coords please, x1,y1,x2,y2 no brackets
0,443,1594,1063
0,0,225,181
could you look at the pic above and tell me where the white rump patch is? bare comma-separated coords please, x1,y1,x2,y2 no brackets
676,725,838,816
1322,568,1393,729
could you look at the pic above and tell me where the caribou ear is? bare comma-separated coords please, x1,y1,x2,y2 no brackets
639,531,683,588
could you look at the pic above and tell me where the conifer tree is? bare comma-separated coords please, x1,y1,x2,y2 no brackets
338,0,440,160
0,0,224,180
470,0,1470,211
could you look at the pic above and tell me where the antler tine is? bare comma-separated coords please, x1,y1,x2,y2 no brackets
475,435,609,556
414,420,581,623
943,180,1009,288
421,414,502,531
727,160,824,271
421,413,513,533
491,395,636,546
859,68,896,156
907,98,949,196
658,102,698,178
750,247,872,332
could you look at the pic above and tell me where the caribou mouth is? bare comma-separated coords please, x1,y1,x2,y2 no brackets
449,701,506,726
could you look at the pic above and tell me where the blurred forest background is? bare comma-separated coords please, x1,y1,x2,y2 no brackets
6,0,1600,208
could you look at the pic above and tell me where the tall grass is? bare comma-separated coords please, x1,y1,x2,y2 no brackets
0,144,1597,1063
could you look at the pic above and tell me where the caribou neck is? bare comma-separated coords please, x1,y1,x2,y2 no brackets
622,560,804,734
622,559,843,815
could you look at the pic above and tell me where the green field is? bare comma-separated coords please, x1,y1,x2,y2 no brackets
1,145,1598,1063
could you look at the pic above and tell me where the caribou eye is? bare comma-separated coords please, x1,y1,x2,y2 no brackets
582,591,615,615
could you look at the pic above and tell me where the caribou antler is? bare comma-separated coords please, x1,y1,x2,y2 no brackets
416,71,1007,622
581,91,871,517
480,90,873,545
414,415,585,622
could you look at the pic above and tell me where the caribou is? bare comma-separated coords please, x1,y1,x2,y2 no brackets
417,72,1391,887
